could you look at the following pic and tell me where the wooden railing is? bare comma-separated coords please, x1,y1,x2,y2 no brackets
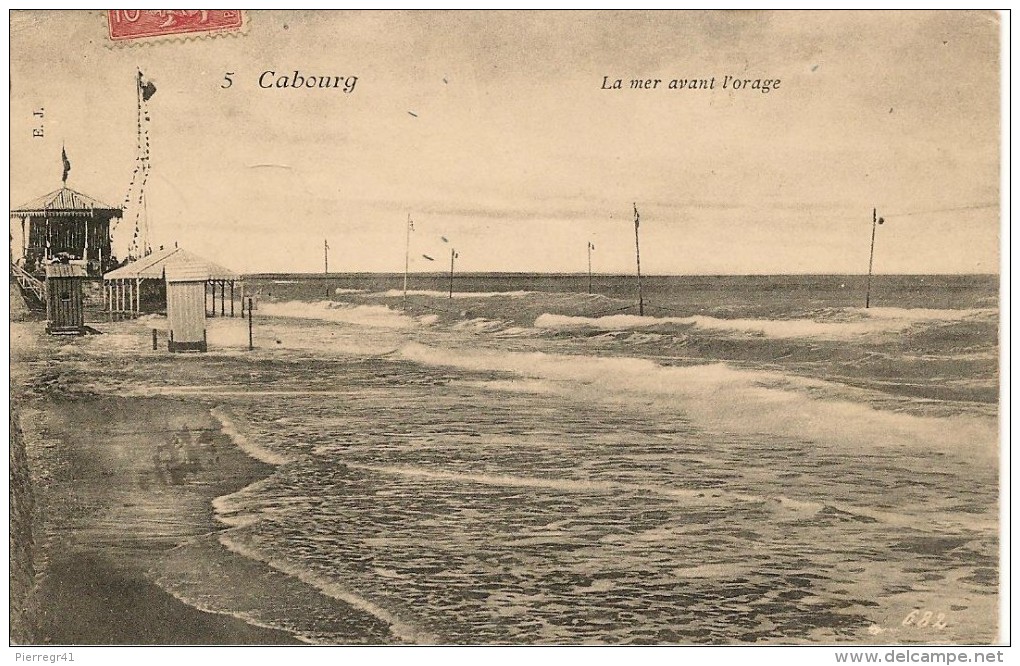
10,263,45,303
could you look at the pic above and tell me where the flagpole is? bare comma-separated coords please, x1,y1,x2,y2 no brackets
403,214,411,310
324,239,329,275
634,203,644,316
137,69,141,255
133,68,142,260
449,248,456,299
587,242,592,295
865,207,883,309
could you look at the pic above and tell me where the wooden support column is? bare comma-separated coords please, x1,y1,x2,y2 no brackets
220,281,225,317
135,279,141,317
230,281,235,317
205,281,209,316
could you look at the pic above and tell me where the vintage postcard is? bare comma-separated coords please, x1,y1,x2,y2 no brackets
8,9,1005,655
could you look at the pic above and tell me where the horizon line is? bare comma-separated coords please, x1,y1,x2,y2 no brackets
245,271,1001,278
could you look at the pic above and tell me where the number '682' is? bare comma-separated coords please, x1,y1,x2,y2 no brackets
902,609,948,629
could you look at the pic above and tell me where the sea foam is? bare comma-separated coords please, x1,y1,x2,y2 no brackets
257,300,421,329
369,289,533,299
219,533,437,644
211,406,291,466
535,307,996,341
396,342,997,460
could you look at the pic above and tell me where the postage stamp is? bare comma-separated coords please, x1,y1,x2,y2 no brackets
107,10,244,42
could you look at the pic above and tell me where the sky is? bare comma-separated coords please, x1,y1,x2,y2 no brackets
9,10,1002,274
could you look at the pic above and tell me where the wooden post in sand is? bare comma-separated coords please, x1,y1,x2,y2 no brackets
248,297,254,350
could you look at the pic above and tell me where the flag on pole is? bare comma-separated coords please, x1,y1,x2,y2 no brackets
324,239,329,250
588,241,595,251
138,71,157,101
408,218,414,231
61,146,71,184
633,203,640,229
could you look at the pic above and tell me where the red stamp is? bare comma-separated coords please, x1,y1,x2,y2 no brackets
107,10,244,41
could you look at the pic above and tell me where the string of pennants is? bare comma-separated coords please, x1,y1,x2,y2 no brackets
115,69,156,260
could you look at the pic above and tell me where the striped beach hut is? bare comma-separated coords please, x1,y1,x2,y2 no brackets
43,263,88,335
165,264,209,352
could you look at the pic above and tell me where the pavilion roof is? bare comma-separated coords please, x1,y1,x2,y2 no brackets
11,187,121,216
103,246,239,281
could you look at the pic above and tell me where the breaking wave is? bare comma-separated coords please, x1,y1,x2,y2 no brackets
256,300,427,329
535,307,996,341
369,289,534,299
396,342,997,459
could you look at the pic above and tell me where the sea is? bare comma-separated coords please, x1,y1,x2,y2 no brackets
66,273,1003,644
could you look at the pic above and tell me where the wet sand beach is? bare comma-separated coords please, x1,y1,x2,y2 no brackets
9,321,387,645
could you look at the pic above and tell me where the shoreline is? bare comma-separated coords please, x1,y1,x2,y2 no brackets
12,388,305,645
9,321,392,644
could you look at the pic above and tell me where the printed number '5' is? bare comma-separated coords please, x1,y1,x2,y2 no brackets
222,72,234,89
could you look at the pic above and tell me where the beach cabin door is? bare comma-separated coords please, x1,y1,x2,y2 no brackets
165,267,209,352
44,264,86,335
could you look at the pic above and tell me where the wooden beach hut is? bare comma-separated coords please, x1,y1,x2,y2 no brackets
43,263,87,335
11,186,121,277
102,246,239,320
165,264,208,352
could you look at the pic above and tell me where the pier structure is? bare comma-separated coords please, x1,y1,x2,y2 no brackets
102,246,239,320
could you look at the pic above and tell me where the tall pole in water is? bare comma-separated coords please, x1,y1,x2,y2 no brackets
324,238,330,298
634,203,644,316
449,247,457,299
587,241,593,295
403,214,412,310
865,207,884,308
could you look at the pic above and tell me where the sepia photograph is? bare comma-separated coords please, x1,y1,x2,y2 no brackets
7,8,1007,657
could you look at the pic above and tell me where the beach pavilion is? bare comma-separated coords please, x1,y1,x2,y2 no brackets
10,186,122,277
102,246,240,320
